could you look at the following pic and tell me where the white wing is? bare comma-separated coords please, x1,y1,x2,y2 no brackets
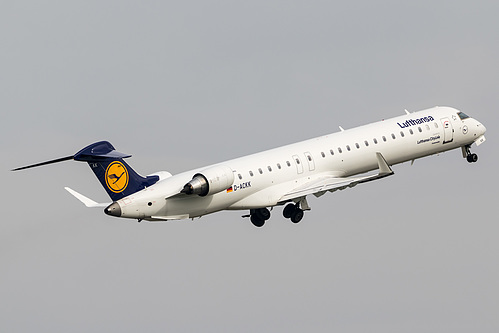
278,152,394,203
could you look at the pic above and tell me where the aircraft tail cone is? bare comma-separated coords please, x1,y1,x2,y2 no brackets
104,202,121,217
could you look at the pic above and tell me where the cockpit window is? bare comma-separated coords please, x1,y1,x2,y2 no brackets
458,112,470,120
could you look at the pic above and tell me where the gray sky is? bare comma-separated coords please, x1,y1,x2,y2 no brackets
1,1,498,332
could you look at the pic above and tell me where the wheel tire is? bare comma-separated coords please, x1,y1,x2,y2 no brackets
250,215,265,227
283,204,296,218
467,155,473,163
255,208,271,221
290,209,304,223
471,153,478,163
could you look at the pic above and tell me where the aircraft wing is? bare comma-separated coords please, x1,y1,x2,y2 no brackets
278,152,393,203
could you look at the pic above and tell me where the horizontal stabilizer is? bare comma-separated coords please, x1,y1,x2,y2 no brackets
65,187,110,208
12,156,74,171
11,141,131,171
73,141,131,162
13,141,159,201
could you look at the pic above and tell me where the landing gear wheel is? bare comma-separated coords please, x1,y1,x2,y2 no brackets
250,215,265,227
464,145,478,163
255,208,271,221
283,204,296,219
467,153,478,163
290,209,304,223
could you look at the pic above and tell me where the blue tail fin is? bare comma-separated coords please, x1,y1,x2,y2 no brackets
74,141,159,201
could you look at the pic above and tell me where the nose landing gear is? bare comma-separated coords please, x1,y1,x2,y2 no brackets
463,145,478,163
467,153,478,163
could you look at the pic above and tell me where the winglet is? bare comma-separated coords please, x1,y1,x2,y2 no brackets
64,187,110,208
375,152,393,176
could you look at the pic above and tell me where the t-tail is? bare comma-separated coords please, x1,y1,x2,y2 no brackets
12,141,159,201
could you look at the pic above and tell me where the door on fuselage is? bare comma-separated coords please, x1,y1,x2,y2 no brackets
292,155,304,174
304,152,315,171
441,117,454,144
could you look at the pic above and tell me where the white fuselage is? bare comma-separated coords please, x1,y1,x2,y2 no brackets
115,106,486,221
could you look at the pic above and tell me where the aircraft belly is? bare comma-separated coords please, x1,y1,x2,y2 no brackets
164,190,251,218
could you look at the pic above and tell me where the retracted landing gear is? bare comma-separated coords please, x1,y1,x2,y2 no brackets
249,208,271,227
462,145,478,163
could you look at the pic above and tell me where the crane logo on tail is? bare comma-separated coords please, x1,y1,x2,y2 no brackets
105,161,129,193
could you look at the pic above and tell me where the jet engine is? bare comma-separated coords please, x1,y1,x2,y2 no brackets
181,165,234,196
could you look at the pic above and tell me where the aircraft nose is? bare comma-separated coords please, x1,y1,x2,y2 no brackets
105,202,121,217
480,123,487,135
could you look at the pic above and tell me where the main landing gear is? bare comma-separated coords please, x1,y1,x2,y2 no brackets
249,208,271,227
463,145,478,163
282,203,305,223
244,202,307,227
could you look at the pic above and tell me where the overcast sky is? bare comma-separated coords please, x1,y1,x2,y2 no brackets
1,1,498,332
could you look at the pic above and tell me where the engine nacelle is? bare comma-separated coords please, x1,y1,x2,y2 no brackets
181,165,234,197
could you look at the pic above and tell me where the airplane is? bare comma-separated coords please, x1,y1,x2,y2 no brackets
12,106,486,227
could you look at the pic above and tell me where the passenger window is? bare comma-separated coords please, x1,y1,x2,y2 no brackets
295,158,300,164
346,145,351,151
391,133,396,139
409,129,414,135
277,163,281,169
286,161,291,167
400,131,405,137
418,127,422,132
258,168,263,174
238,174,242,180
434,123,438,128
249,171,254,177
268,166,272,172
382,136,387,142
338,147,343,153
355,143,360,149
364,140,369,146
330,149,334,155
373,138,378,144
425,124,430,131
321,152,325,158
307,155,312,161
